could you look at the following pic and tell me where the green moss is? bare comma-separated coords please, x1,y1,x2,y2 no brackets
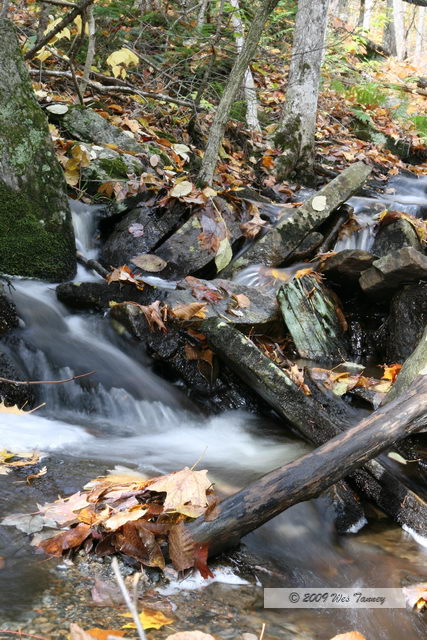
98,156,130,179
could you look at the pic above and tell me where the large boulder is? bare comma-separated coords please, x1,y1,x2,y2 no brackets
372,219,422,258
359,247,427,296
0,19,75,281
386,284,427,363
320,249,376,285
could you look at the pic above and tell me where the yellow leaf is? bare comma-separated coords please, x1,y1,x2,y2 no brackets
148,466,211,516
171,180,193,198
121,609,174,630
34,48,52,62
74,15,89,36
0,402,30,415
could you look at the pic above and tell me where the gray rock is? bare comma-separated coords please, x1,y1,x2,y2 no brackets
56,281,160,312
386,284,427,363
80,145,145,192
100,202,187,268
321,249,376,285
0,351,35,408
372,219,422,257
0,284,19,335
60,107,149,155
359,247,427,296
0,19,75,281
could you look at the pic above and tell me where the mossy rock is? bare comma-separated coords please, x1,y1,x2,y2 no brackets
0,19,75,281
78,145,145,193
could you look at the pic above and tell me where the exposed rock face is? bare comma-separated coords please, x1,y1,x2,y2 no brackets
321,249,376,285
386,284,427,363
372,219,422,257
0,284,19,335
0,350,35,408
80,145,145,193
0,19,75,281
56,281,160,312
359,247,427,296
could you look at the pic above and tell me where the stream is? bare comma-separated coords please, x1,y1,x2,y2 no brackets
1,176,427,639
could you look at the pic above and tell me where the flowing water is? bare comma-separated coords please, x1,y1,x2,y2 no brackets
0,184,427,638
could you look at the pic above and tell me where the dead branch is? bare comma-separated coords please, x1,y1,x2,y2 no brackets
0,370,95,386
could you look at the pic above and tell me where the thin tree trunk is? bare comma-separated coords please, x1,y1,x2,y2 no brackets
358,0,366,27
394,0,407,59
363,0,373,30
80,4,95,94
198,0,280,186
188,373,427,555
275,0,330,181
384,0,398,54
229,0,261,131
415,4,425,60
197,0,209,27
36,2,50,42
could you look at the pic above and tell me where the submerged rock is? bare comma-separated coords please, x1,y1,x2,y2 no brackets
359,247,427,296
0,284,19,335
372,219,422,257
386,284,427,363
0,350,35,408
0,19,75,281
321,249,376,285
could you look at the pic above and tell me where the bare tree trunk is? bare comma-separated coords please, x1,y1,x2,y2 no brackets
415,4,426,60
229,0,261,131
197,0,210,27
37,2,50,42
80,4,95,94
330,0,347,18
394,0,407,58
358,0,366,27
197,0,280,185
363,0,373,30
275,0,330,181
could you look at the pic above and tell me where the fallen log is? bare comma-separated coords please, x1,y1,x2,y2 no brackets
200,318,427,535
277,274,348,363
220,161,371,278
188,373,427,555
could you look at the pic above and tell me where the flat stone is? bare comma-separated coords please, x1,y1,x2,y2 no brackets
56,281,160,312
359,247,427,296
372,219,422,257
321,249,376,285
386,284,427,363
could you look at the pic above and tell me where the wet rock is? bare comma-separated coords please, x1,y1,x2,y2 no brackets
359,247,427,296
386,284,427,363
0,351,35,408
56,281,160,312
287,230,323,262
100,201,187,268
0,19,76,281
0,284,19,335
372,219,422,257
60,106,151,155
321,249,376,285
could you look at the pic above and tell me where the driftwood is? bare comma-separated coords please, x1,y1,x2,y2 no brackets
76,251,109,278
221,161,371,278
200,318,427,535
188,373,427,555
277,274,348,362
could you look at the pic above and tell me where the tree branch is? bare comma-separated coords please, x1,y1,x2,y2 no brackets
0,370,95,385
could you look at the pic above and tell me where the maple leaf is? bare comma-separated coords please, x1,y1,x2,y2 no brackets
103,504,147,531
106,265,138,285
148,467,212,517
121,609,174,630
194,543,214,578
382,363,402,382
231,293,250,309
240,203,267,238
184,276,223,303
124,301,167,332
171,302,208,321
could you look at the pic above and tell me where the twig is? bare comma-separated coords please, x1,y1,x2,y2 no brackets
0,370,95,386
111,557,147,640
24,0,95,60
0,632,50,640
46,46,84,105
77,251,109,278
38,0,77,7
80,3,95,94
28,68,198,108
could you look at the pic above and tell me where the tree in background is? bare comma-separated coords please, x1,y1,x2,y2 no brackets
274,0,330,181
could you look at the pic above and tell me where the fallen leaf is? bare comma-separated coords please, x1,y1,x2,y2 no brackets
148,467,211,516
103,505,147,531
0,403,30,415
168,522,195,571
121,609,174,630
232,293,250,309
87,629,125,640
171,181,193,198
240,203,267,238
26,466,47,484
382,363,402,382
329,634,367,640
39,522,92,557
128,223,145,237
1,513,47,534
193,543,214,578
131,254,167,272
215,237,232,272
165,633,216,640
124,301,167,332
171,303,208,321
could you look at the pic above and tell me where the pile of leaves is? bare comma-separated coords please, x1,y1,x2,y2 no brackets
19,467,217,576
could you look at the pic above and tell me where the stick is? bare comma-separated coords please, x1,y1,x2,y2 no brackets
38,0,77,7
24,0,95,60
0,370,95,385
76,251,109,278
111,557,146,640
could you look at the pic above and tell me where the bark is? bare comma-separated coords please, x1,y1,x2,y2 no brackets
415,5,426,60
221,161,371,278
80,4,96,94
229,0,261,131
197,0,210,27
384,0,398,55
385,324,427,403
188,373,427,555
277,276,348,362
394,0,407,59
358,0,366,27
199,318,427,538
275,0,330,180
198,0,280,185
363,0,373,30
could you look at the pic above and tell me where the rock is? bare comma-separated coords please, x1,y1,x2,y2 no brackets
386,284,427,363
60,106,150,155
321,249,376,285
56,281,160,312
372,219,422,257
0,350,35,408
385,324,427,404
0,19,75,281
359,247,427,296
80,145,145,193
100,201,187,268
0,284,19,335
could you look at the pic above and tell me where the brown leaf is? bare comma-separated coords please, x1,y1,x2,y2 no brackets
232,293,250,309
124,301,167,332
169,522,195,571
103,505,147,531
184,344,213,367
193,543,214,579
114,523,165,568
382,363,402,382
171,303,208,321
131,254,167,272
240,203,267,238
39,523,92,557
185,276,223,303
148,467,211,516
